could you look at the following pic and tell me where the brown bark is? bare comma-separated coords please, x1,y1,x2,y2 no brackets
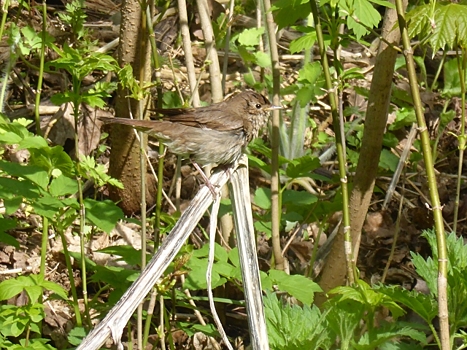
108,0,156,214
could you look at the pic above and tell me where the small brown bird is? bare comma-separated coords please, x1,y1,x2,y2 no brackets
99,90,281,166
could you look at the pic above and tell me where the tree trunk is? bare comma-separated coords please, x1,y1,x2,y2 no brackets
108,0,156,214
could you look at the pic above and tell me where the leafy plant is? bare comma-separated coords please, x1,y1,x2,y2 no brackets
0,275,67,349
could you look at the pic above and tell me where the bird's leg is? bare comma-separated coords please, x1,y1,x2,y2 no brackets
191,161,218,198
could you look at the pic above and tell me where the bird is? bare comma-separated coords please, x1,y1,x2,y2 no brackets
99,90,281,166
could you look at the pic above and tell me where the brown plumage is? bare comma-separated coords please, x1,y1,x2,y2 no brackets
99,90,280,165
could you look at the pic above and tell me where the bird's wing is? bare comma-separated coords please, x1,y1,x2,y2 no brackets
152,101,244,132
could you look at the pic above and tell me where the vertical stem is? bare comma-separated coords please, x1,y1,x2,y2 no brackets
35,1,47,136
196,0,223,102
394,0,450,347
453,49,466,234
309,0,354,283
221,0,235,94
177,0,200,106
262,0,285,271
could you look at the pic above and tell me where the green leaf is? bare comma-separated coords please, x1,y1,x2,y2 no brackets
84,199,124,233
67,327,87,346
330,280,405,319
290,31,316,54
388,107,416,131
429,4,467,51
269,270,322,304
184,256,225,290
18,135,48,149
254,187,271,210
298,62,322,84
0,218,20,248
286,154,321,179
98,246,150,266
282,190,318,206
254,220,272,238
0,177,40,199
354,325,426,349
253,51,271,68
237,27,264,47
271,0,311,30
379,148,399,172
264,292,330,349
341,0,382,40
40,280,68,300
0,278,27,300
29,145,74,177
376,285,437,323
326,298,362,348
33,195,66,219
0,161,49,190
442,58,467,97
49,175,78,196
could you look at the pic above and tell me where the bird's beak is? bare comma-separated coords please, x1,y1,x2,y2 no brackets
265,105,284,111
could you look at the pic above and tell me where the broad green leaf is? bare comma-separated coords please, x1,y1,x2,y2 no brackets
271,0,311,29
429,4,467,51
282,190,318,206
254,187,271,210
81,95,106,108
254,220,272,238
443,58,467,97
0,177,40,199
254,51,271,68
184,257,224,290
298,62,322,84
286,154,321,179
18,135,48,149
0,161,49,190
84,199,124,233
33,195,65,219
29,145,74,177
0,218,20,248
237,27,264,47
379,148,399,172
290,31,316,54
264,292,330,349
49,175,78,196
326,299,362,348
340,0,381,40
0,278,27,300
269,270,322,305
377,285,437,322
353,325,426,349
0,132,22,144
98,246,150,266
67,327,87,346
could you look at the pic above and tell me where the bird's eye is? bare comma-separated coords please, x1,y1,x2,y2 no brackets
255,103,261,109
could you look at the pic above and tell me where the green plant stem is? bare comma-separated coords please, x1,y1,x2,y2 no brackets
221,0,235,94
40,216,48,277
144,4,164,346
430,50,447,91
262,0,285,271
0,0,8,43
58,227,82,326
0,0,12,111
382,173,405,283
146,3,165,248
137,2,149,346
309,0,355,284
71,74,91,328
453,49,467,234
34,1,47,136
394,0,450,348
